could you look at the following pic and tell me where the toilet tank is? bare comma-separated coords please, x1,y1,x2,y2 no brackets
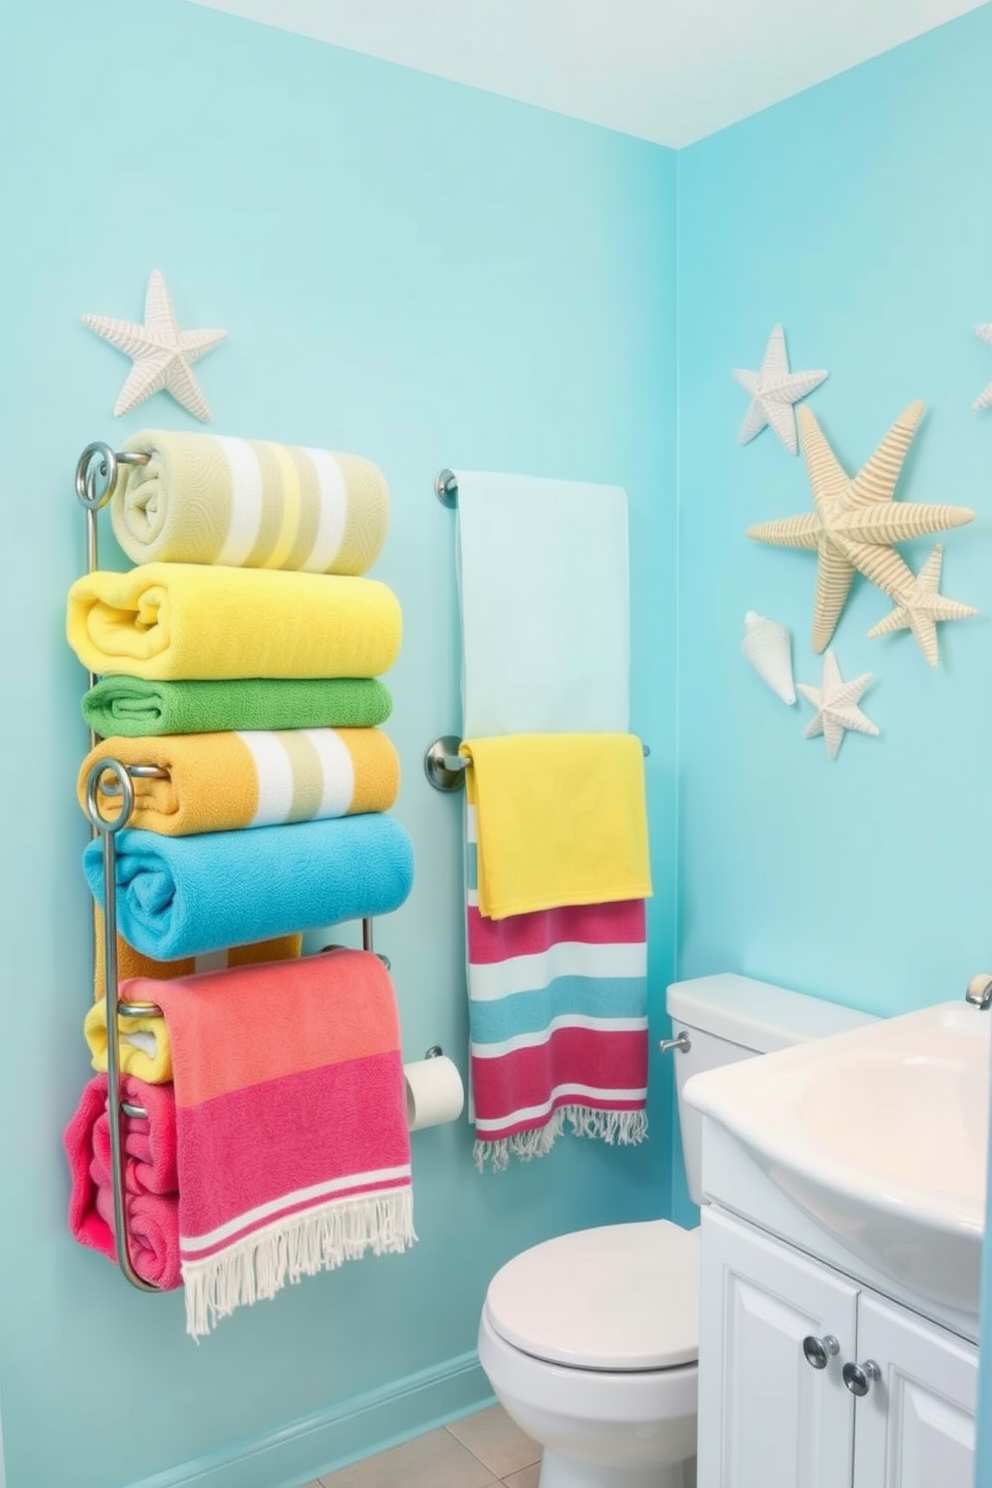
666,974,877,1206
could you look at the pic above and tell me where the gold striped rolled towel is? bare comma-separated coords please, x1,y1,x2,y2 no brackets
113,430,389,575
91,908,302,999
66,564,401,681
80,728,400,835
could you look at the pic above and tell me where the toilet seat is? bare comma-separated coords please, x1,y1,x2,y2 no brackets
484,1220,699,1372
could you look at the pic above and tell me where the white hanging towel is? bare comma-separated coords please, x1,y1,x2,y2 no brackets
454,470,630,736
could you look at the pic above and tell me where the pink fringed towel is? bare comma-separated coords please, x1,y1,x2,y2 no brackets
63,1073,181,1290
149,950,415,1336
65,952,415,1335
467,812,649,1170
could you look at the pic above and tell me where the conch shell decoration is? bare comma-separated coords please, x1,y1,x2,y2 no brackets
741,611,796,705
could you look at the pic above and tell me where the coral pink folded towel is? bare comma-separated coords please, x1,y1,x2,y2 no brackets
144,950,414,1337
63,1074,181,1290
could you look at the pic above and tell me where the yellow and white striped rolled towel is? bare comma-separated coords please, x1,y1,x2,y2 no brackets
80,728,400,836
114,429,389,575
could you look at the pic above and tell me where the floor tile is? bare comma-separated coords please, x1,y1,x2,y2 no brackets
445,1404,541,1478
319,1426,499,1488
502,1466,541,1488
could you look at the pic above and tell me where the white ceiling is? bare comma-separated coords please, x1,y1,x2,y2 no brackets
186,0,985,147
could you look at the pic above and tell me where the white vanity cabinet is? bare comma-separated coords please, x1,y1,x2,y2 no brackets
697,1207,978,1488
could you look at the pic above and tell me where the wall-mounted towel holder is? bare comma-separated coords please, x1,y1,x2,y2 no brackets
74,442,451,1296
434,468,458,508
424,734,651,793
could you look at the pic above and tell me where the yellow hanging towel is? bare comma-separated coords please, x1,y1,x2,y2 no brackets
462,733,652,920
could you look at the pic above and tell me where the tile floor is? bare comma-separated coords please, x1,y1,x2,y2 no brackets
300,1404,541,1488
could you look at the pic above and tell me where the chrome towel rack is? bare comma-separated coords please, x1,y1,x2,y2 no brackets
72,443,385,1294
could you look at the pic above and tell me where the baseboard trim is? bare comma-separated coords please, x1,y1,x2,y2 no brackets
130,1352,495,1488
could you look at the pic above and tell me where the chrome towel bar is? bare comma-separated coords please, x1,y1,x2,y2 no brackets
424,734,651,793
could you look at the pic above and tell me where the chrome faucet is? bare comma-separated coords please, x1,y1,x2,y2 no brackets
965,973,992,1009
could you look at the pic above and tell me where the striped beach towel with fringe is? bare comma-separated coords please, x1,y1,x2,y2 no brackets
466,803,648,1170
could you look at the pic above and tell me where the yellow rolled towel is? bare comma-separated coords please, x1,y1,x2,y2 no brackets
92,908,302,998
66,564,401,681
84,1000,174,1083
80,728,400,835
113,430,390,575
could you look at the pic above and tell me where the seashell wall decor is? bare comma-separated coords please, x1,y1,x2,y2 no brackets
741,611,796,704
973,322,992,411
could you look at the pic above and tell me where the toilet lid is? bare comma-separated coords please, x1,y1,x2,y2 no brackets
484,1221,699,1372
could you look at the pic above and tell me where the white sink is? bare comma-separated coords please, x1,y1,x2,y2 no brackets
684,1001,991,1316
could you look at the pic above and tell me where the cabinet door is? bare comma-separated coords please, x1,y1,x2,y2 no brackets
851,1293,977,1488
698,1208,858,1488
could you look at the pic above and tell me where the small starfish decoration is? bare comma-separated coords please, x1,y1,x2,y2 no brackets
83,269,226,422
973,324,992,411
732,324,828,455
866,546,976,667
747,400,974,653
798,651,879,761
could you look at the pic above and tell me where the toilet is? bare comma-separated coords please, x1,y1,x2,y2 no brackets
477,973,875,1488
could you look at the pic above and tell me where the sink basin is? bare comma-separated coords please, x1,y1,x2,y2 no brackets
684,1001,991,1316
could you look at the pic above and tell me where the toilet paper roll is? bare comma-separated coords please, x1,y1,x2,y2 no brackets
405,1055,465,1132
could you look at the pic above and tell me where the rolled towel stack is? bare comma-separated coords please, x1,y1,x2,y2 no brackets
66,430,415,1311
67,429,412,965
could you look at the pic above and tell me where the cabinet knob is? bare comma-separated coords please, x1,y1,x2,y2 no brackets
801,1334,839,1370
842,1359,881,1397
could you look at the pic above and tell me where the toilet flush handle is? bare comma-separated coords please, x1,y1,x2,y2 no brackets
658,1030,691,1054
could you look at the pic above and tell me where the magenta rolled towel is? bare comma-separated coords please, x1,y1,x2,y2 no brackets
63,1074,181,1291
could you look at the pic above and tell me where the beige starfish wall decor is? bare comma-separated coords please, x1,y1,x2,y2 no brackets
867,545,976,667
732,324,829,455
746,401,976,663
798,651,879,761
83,269,227,422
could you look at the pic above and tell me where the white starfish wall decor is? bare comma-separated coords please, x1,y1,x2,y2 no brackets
83,269,226,422
798,651,878,760
747,401,974,653
866,546,976,667
973,323,992,411
732,324,828,455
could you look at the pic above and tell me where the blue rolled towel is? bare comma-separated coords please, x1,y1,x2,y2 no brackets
83,814,414,960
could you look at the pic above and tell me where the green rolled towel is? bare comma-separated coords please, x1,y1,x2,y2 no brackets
113,429,389,575
82,676,393,738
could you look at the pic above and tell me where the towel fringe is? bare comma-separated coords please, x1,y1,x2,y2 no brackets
474,1106,648,1172
182,1188,416,1339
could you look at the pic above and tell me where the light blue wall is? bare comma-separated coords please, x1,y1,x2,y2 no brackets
675,3,992,1466
677,5,992,1011
0,3,677,1486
